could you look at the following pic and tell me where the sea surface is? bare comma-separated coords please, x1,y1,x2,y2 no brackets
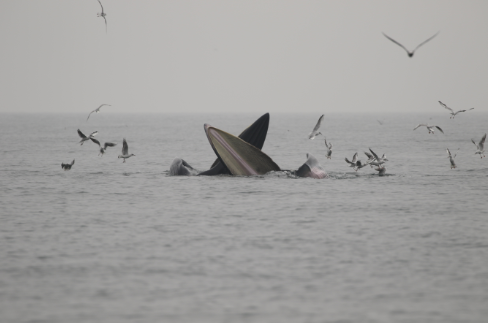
1,112,488,323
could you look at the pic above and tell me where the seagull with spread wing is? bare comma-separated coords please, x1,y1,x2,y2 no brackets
446,148,457,169
87,104,111,121
96,0,108,33
439,101,474,119
90,138,117,156
308,114,324,139
413,124,444,134
383,31,439,58
471,133,486,158
324,138,332,159
118,138,135,163
61,160,75,171
77,129,98,145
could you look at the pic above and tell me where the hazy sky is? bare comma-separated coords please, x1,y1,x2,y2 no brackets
1,1,487,114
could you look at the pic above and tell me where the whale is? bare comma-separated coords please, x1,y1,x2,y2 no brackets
169,113,327,179
294,154,328,179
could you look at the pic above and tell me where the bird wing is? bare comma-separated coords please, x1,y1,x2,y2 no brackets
122,138,128,155
454,110,466,115
103,16,107,32
77,129,87,139
90,138,101,146
413,31,439,52
369,148,379,160
97,0,104,13
352,152,358,163
345,157,352,165
413,124,426,130
312,114,324,133
438,101,453,113
364,151,373,159
480,133,486,149
435,126,444,134
472,139,478,148
86,110,96,121
468,108,475,111
104,142,116,149
88,131,98,137
446,148,451,157
382,33,411,54
71,160,75,166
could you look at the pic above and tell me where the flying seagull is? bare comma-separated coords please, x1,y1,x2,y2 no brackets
324,138,332,159
368,148,388,168
446,148,456,169
438,101,474,119
61,160,75,171
87,104,111,121
413,124,444,134
77,129,98,145
471,133,486,158
382,31,439,57
118,138,135,163
308,114,324,139
90,138,117,156
96,0,108,32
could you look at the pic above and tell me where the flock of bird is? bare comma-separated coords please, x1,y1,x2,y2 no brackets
307,100,485,175
63,1,485,174
62,105,136,170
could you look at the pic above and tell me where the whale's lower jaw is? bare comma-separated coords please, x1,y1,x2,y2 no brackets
204,124,280,176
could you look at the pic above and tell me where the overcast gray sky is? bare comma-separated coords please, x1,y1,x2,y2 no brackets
1,1,487,114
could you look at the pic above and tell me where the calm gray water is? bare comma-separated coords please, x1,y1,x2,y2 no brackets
1,112,488,323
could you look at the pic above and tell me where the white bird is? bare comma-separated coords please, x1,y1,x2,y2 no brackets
446,148,456,169
308,114,324,139
61,159,75,171
471,133,486,158
90,138,117,156
96,0,108,33
324,138,332,159
77,129,98,145
413,124,444,134
118,138,135,163
364,151,376,167
382,31,439,58
368,148,388,168
87,104,111,121
439,101,474,119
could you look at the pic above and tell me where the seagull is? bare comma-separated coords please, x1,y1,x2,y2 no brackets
439,101,474,119
308,114,324,139
96,0,108,32
471,133,486,158
118,138,135,163
377,119,384,125
77,129,98,145
90,138,117,156
364,151,376,168
368,148,388,168
87,104,111,121
446,148,456,169
324,138,332,159
345,153,368,171
382,31,439,58
345,152,358,169
413,124,444,134
61,160,75,171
